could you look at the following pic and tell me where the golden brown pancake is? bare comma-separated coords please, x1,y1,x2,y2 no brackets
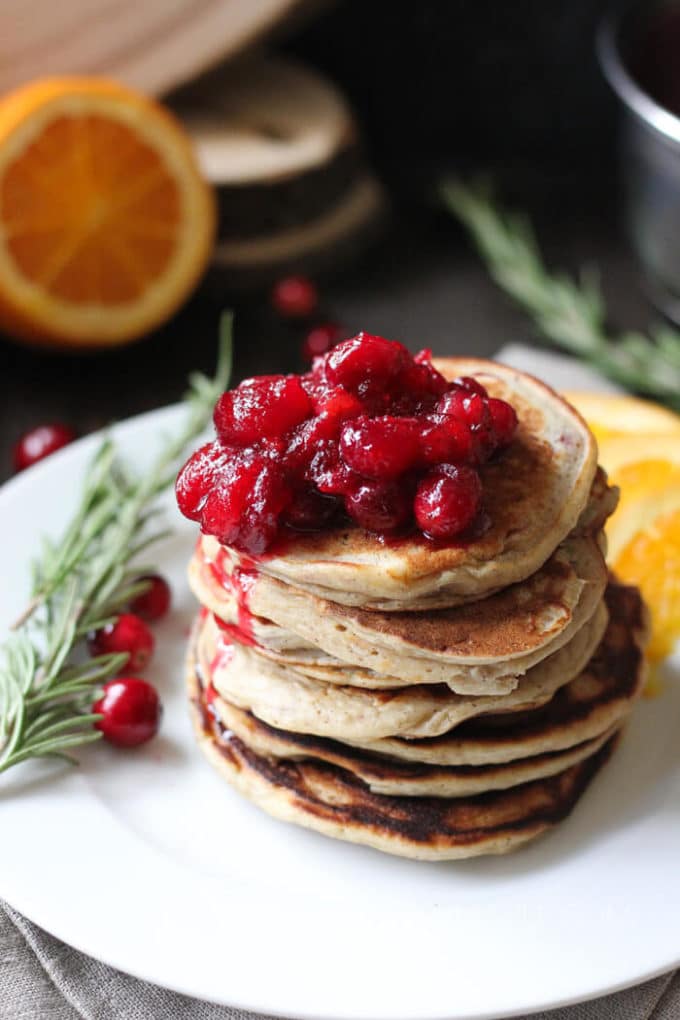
355,581,648,765
222,359,599,610
186,654,617,860
191,531,608,694
197,601,608,742
208,694,619,798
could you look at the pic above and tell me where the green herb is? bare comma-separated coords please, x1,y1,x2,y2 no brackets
0,313,233,775
441,179,680,410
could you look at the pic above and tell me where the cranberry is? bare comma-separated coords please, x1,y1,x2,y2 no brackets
325,333,410,395
340,416,420,479
454,376,488,398
89,614,155,672
312,386,364,420
345,480,413,532
414,465,482,540
93,677,161,748
302,322,342,362
176,441,235,521
201,455,289,553
307,440,356,495
236,462,292,554
13,423,76,472
284,488,339,530
214,376,312,446
271,275,318,318
436,389,490,429
487,397,518,447
420,415,473,465
130,574,171,622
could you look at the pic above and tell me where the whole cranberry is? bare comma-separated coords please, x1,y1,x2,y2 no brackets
302,322,343,362
339,416,421,480
130,574,171,622
93,677,162,748
176,441,235,521
271,275,318,318
345,480,413,532
420,416,473,465
89,614,155,672
284,488,339,530
414,465,482,540
436,389,491,429
236,461,292,554
13,423,76,473
325,333,411,395
312,386,364,421
214,376,312,446
200,455,268,547
454,376,488,398
307,440,356,496
487,397,519,447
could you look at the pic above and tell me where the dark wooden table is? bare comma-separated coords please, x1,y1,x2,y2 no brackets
0,199,652,485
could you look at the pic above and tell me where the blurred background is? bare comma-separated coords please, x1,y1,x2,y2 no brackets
0,0,670,477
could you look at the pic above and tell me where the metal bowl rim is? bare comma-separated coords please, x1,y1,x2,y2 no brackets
598,0,680,147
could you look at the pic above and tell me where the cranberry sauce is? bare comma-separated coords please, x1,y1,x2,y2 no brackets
176,333,518,554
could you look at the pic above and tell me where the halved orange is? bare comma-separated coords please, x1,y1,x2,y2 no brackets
615,507,680,662
0,77,216,348
563,390,680,662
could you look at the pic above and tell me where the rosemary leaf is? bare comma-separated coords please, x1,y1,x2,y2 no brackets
441,179,680,409
0,313,233,777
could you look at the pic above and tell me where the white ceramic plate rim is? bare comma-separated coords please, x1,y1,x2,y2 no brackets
0,403,679,1020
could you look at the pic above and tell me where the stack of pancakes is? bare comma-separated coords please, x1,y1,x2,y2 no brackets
186,359,648,860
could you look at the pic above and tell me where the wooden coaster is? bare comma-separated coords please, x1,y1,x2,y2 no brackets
173,56,386,286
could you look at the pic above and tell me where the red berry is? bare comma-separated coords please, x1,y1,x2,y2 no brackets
214,376,312,446
325,333,411,395
302,322,343,362
93,677,162,748
130,575,171,622
176,441,235,521
200,455,271,548
284,488,339,530
272,275,318,319
339,416,420,480
89,614,155,672
13,422,76,472
311,386,364,420
420,415,473,465
345,480,413,532
306,440,356,495
487,397,519,447
454,376,488,398
436,389,491,428
414,465,482,540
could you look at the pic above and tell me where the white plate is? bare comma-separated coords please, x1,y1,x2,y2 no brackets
1,404,679,1020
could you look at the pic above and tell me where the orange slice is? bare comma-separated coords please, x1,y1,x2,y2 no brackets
562,391,680,445
0,77,216,348
615,507,680,662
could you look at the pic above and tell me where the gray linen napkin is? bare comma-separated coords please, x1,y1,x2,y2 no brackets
2,901,678,1020
2,348,676,1019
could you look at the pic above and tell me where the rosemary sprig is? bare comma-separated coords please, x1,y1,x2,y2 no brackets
441,179,680,409
0,313,233,775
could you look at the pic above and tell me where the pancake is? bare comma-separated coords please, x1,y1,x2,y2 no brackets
191,531,608,694
356,581,648,766
254,596,607,693
198,601,609,742
224,359,599,611
187,655,617,860
208,693,619,798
